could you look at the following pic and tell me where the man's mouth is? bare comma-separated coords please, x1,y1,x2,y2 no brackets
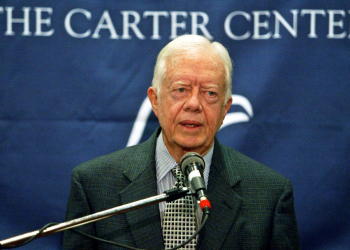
180,121,201,128
184,124,198,127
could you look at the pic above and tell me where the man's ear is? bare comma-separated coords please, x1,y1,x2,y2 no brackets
219,97,232,127
147,87,159,118
224,97,232,118
223,97,233,116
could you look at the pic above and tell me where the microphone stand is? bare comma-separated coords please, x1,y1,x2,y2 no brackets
0,188,190,248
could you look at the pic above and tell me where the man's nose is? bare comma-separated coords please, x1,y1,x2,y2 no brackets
184,90,202,112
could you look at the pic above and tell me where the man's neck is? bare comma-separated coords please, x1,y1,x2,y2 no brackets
161,132,213,163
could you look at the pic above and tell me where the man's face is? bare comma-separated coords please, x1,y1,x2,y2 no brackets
148,50,232,161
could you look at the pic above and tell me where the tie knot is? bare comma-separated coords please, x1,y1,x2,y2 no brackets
172,165,186,189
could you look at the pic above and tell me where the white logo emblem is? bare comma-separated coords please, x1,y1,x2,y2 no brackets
126,95,253,147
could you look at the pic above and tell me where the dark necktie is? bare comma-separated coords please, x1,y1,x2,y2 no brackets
162,165,197,249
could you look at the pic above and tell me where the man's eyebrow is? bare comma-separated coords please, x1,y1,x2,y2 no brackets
202,84,219,89
171,81,188,86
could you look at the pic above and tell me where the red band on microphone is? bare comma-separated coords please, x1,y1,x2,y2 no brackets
199,199,212,211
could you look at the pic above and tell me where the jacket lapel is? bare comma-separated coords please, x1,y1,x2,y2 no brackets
119,129,165,249
197,140,243,250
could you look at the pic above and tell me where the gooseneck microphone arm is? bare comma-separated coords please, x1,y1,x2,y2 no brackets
0,188,190,249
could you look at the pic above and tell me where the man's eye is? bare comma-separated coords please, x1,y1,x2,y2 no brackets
177,88,186,93
207,91,216,96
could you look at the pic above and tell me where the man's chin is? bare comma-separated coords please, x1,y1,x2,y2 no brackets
176,137,208,153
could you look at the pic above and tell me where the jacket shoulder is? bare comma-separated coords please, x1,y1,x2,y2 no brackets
73,131,158,180
214,141,289,186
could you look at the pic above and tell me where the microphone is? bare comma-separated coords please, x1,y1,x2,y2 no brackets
180,152,212,212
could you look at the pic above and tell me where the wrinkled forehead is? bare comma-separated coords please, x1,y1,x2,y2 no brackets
165,48,226,75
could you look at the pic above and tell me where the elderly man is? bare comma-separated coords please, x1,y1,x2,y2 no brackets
63,35,301,249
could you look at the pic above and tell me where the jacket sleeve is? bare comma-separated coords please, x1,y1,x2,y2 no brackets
270,179,301,249
62,168,98,250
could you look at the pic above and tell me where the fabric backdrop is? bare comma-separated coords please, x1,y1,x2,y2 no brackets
0,1,349,249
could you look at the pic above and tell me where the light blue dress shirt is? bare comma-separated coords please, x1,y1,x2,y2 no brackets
155,131,213,229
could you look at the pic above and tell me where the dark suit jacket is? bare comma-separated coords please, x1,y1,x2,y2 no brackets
63,128,301,249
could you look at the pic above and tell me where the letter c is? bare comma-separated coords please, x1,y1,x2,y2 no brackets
65,9,91,38
224,11,251,40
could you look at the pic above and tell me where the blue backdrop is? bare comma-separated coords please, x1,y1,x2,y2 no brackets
1,1,349,249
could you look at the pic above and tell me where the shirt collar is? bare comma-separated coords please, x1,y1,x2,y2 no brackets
155,131,213,186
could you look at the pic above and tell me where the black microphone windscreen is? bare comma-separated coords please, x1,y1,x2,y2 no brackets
180,152,205,174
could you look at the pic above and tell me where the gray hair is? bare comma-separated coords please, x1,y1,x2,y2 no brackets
152,35,233,103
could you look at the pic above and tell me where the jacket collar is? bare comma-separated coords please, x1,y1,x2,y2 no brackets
119,130,242,249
